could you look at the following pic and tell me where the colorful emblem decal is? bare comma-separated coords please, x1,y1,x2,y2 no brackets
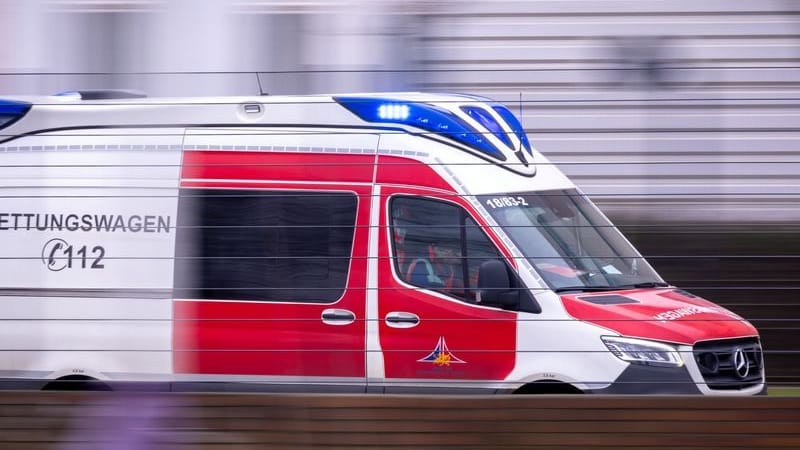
417,337,466,366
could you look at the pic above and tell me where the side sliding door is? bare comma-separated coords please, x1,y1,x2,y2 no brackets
172,128,379,390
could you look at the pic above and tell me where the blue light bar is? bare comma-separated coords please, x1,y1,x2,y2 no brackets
461,105,513,150
335,96,505,161
0,99,31,130
378,103,409,120
492,106,532,156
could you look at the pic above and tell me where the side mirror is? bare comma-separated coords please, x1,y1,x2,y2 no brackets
477,259,519,307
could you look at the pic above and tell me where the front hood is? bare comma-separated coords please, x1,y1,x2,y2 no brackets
560,288,758,345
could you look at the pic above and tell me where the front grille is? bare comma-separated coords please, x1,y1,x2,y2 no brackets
693,338,764,390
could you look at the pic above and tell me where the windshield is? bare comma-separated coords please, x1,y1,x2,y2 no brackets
479,189,665,291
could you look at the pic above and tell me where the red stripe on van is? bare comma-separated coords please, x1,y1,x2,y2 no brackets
375,156,453,191
181,150,376,184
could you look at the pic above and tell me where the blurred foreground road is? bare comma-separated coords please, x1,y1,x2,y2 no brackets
1,392,799,449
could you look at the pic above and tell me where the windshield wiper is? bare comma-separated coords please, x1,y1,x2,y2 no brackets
616,282,670,289
553,286,619,293
553,282,669,294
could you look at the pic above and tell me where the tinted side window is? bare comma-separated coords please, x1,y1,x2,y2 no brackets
391,196,502,302
174,189,357,303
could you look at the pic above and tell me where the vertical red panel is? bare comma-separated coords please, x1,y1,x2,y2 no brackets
376,187,517,381
173,150,373,380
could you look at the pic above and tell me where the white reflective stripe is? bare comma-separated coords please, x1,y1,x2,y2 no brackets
376,378,516,391
0,370,368,387
366,184,384,380
180,178,371,187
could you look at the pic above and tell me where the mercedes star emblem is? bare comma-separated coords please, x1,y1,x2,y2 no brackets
733,348,750,379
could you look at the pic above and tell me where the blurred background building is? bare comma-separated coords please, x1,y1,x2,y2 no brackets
1,0,799,224
1,0,800,383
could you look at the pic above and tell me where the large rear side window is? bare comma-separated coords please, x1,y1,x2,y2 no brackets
174,189,357,303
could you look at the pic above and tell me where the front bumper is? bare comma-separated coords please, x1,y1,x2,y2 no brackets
588,363,768,395
588,364,701,395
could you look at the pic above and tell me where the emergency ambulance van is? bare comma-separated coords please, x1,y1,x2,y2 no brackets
0,91,764,394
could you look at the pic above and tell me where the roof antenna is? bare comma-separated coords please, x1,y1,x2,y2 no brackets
255,72,267,96
513,91,529,167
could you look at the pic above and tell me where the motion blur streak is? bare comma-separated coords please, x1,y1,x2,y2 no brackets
55,395,179,450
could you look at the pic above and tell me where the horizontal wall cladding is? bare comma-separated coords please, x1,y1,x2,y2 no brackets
0,393,798,449
417,0,800,222
421,18,800,40
425,0,799,15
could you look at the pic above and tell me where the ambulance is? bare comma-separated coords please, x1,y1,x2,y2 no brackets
0,90,764,394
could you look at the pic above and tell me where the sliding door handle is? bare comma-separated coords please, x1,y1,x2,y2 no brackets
321,309,355,325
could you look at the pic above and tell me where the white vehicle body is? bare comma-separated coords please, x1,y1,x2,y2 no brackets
0,92,764,394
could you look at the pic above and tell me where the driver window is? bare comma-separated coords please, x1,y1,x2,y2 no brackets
464,217,503,299
391,196,502,302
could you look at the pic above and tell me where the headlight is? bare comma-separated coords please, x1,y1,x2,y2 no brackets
601,336,684,368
